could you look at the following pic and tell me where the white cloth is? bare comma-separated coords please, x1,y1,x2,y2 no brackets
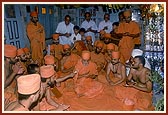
98,20,112,33
55,21,74,45
131,49,151,70
131,49,143,58
70,33,81,44
81,20,98,43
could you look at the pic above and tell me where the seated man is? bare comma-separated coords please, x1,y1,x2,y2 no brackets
111,55,154,110
90,41,106,73
126,49,151,76
73,51,104,98
23,47,34,67
44,54,58,72
106,51,126,86
126,56,152,93
85,36,94,52
52,33,63,71
60,44,81,75
16,48,28,74
104,43,116,64
39,65,76,111
5,74,41,111
4,44,26,108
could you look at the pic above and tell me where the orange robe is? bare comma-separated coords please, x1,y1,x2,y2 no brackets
57,53,81,90
26,21,45,65
73,59,104,98
72,40,87,56
94,40,106,54
90,51,106,72
53,44,63,60
55,66,124,111
61,53,81,73
116,21,141,63
109,73,154,111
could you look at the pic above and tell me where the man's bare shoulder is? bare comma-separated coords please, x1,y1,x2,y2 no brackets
143,67,151,73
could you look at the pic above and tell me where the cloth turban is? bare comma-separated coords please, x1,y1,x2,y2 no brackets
23,47,30,53
4,44,17,58
44,55,55,65
30,11,38,17
112,51,120,59
40,65,55,78
106,43,115,50
86,36,92,41
17,74,41,95
17,48,25,56
63,44,70,50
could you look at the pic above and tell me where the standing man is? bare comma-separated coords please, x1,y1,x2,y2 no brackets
81,12,98,43
98,13,112,34
55,15,74,45
115,10,141,63
26,11,46,66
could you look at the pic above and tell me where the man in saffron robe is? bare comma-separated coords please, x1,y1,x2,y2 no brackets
91,41,106,73
58,44,81,89
52,34,63,71
23,47,34,67
60,44,81,75
104,43,116,64
73,51,104,98
115,10,141,64
85,36,94,52
26,11,46,66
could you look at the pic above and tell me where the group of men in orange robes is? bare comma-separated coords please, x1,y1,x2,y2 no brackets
4,9,155,111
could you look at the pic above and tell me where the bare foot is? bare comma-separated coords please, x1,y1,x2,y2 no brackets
56,104,70,111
